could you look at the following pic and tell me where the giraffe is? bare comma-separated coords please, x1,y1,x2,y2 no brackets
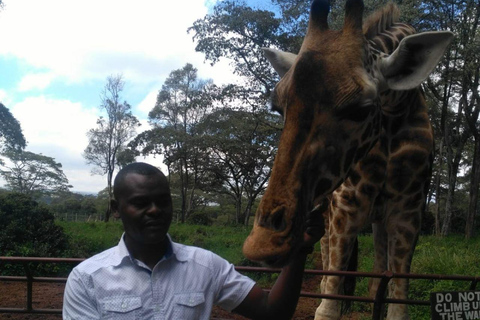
241,0,453,319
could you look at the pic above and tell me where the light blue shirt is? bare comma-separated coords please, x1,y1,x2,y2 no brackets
63,234,255,320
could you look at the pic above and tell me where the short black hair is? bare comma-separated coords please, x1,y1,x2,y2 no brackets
113,162,164,199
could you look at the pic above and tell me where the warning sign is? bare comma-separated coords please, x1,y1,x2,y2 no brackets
431,291,480,320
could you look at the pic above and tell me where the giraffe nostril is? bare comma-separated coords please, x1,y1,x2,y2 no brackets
271,207,287,231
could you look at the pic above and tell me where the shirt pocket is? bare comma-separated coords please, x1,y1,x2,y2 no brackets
173,292,206,319
101,296,142,319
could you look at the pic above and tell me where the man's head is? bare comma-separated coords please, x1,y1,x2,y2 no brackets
112,162,173,245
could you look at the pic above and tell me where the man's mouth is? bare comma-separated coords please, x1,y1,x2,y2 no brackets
144,220,164,228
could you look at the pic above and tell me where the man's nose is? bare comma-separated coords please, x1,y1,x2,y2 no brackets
146,203,160,215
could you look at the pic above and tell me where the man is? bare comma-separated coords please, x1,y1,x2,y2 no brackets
63,162,323,319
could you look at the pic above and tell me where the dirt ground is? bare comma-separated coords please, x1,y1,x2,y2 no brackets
0,254,366,319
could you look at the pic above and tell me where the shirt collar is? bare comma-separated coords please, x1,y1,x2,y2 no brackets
116,233,188,265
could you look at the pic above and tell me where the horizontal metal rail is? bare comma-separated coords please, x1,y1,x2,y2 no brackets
1,257,479,319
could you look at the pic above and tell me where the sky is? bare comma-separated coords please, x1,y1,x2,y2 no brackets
0,0,242,194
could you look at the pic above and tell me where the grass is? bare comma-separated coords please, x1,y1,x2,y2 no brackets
56,221,480,319
352,234,480,319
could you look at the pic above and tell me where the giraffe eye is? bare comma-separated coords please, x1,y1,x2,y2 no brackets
338,102,373,122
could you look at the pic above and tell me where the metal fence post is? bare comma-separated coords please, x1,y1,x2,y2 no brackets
372,271,393,320
22,262,33,312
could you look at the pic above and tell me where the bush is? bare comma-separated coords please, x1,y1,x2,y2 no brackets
0,192,68,257
187,211,213,226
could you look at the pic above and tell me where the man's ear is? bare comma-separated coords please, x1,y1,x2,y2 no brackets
379,31,454,91
111,199,120,219
263,48,298,78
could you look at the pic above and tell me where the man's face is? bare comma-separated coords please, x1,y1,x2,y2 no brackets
113,172,173,245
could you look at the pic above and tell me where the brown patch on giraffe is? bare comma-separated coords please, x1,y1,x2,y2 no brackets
334,215,346,234
359,182,376,197
331,234,338,247
404,192,423,211
340,190,359,206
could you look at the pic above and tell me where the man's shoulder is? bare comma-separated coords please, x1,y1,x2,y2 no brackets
172,242,226,268
73,246,121,275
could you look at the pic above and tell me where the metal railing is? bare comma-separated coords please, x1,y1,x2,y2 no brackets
1,257,479,319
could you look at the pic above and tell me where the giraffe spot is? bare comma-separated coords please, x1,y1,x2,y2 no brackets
404,192,424,211
407,113,429,128
397,225,416,245
331,251,338,265
334,216,345,233
360,155,386,183
405,180,422,195
391,131,432,153
360,183,376,197
341,190,360,207
331,234,338,247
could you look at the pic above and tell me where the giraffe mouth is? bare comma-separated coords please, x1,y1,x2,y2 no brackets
243,199,322,267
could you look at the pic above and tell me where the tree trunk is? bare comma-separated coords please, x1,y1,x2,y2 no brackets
235,196,242,224
434,140,444,236
466,136,480,239
105,170,113,222
243,198,254,226
441,150,461,236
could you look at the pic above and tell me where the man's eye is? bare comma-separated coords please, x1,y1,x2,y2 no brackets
131,199,148,207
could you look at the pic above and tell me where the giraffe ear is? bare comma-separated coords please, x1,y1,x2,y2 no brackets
263,48,298,78
379,31,454,91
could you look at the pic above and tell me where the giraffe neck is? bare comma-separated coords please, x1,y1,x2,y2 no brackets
364,6,420,116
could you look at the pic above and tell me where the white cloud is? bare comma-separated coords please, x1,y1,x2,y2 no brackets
7,96,101,191
11,96,98,154
17,72,56,91
0,0,217,84
136,90,158,115
0,0,244,194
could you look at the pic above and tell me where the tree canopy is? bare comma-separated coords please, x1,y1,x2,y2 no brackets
0,103,26,152
0,149,72,198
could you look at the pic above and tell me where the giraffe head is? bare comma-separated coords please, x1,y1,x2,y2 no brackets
242,0,453,266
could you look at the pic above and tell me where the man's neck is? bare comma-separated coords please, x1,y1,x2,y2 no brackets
124,234,169,270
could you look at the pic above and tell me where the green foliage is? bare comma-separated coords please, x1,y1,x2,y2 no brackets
168,223,251,264
186,211,213,226
57,221,124,258
0,192,68,257
0,103,26,152
0,149,72,198
49,192,102,221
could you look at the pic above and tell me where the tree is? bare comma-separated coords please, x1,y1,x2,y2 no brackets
0,149,71,198
0,149,71,197
83,75,140,221
189,0,285,97
422,0,479,236
0,103,26,153
132,64,213,222
0,192,68,258
198,106,280,225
